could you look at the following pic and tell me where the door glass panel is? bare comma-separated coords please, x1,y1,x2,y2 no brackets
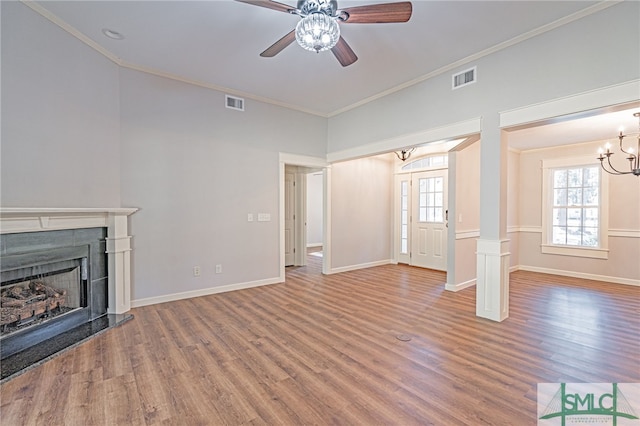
419,207,427,222
400,181,409,254
419,177,444,223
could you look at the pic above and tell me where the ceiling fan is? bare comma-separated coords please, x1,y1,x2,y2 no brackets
235,0,412,67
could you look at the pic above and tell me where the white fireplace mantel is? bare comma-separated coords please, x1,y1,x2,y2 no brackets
0,207,138,314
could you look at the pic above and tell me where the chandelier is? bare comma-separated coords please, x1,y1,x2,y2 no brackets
295,12,340,52
597,112,640,176
395,148,416,162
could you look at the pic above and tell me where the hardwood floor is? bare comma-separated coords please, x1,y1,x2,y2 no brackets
1,253,638,425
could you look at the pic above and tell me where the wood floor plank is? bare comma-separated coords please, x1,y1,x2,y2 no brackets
63,368,105,425
1,252,638,425
104,372,146,425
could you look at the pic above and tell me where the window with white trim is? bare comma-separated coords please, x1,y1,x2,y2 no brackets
542,156,609,259
401,155,447,171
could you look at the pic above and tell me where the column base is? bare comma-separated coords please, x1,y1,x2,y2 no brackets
476,238,510,322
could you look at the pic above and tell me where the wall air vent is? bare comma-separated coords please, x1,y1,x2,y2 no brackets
452,66,477,90
225,95,245,111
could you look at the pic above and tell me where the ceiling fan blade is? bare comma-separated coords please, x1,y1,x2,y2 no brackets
260,30,296,57
340,1,412,23
331,37,358,67
235,0,296,14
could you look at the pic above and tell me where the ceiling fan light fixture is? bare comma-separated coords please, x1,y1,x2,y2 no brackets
295,13,340,53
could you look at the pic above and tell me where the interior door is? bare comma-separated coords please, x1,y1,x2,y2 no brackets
284,171,295,266
410,170,448,271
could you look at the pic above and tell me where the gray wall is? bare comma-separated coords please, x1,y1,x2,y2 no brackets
325,1,639,287
118,68,327,300
327,2,640,154
1,2,327,303
2,1,639,306
1,2,121,207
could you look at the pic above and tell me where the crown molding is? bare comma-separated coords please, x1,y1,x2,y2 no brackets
328,1,622,117
20,0,621,119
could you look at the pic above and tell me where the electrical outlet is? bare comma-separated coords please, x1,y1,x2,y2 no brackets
215,264,222,274
193,266,201,277
248,213,254,222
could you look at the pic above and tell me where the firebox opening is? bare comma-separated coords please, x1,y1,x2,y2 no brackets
1,262,87,337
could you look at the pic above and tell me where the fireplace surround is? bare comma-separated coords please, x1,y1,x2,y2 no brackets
0,208,137,381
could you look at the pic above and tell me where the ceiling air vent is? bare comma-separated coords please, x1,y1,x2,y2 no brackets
452,66,477,90
225,95,244,111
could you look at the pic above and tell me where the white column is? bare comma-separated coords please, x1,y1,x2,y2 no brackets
106,213,133,314
476,114,510,321
476,238,510,321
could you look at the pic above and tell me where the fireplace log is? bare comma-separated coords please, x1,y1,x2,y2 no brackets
1,309,20,325
1,297,26,308
0,281,67,327
5,286,28,299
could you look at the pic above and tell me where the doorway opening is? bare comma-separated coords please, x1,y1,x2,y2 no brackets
284,166,324,268
280,154,328,278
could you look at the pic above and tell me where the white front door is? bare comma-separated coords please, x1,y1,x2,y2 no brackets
410,170,448,271
284,171,295,266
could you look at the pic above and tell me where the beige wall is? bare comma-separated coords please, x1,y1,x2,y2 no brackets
507,148,521,267
516,140,640,283
456,142,482,233
330,154,394,270
453,141,481,286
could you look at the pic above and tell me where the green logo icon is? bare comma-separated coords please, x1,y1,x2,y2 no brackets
539,383,639,425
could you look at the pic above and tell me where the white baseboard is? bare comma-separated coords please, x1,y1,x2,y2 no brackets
445,278,476,292
132,276,283,308
513,265,639,287
131,262,638,309
328,259,393,274
306,243,323,248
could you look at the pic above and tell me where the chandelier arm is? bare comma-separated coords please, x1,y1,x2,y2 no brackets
599,160,622,175
617,134,637,157
605,155,629,175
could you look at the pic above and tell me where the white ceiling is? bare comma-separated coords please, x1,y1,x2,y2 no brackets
29,0,638,149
